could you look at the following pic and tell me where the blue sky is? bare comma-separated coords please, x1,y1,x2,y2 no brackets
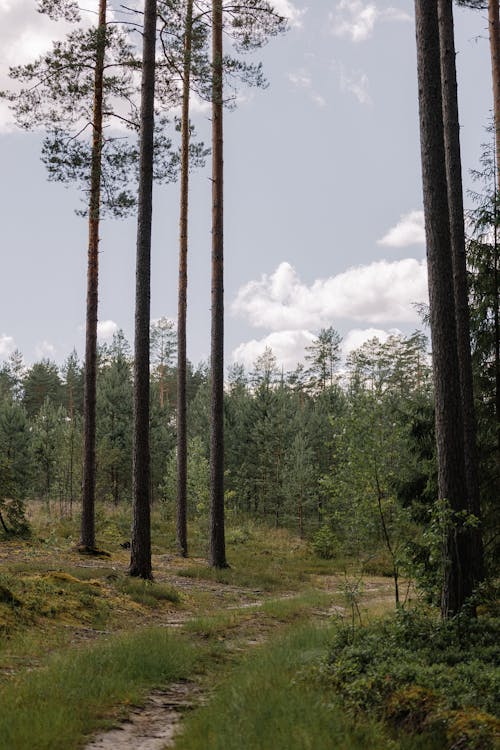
0,0,493,370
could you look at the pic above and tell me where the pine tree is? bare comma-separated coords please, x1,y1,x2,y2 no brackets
438,0,484,585
209,0,227,568
414,0,474,616
130,0,158,580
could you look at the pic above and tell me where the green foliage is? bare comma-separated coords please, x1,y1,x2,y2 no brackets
22,359,63,417
466,135,500,569
162,435,210,518
312,525,337,559
323,608,500,747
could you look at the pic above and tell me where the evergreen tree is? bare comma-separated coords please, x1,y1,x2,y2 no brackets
305,327,342,391
96,331,133,506
22,360,63,417
414,0,475,616
130,0,158,580
439,0,484,584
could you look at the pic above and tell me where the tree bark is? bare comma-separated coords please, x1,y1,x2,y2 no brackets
489,0,500,192
80,0,106,552
438,0,484,586
414,0,474,617
176,0,194,560
209,0,227,568
129,0,157,580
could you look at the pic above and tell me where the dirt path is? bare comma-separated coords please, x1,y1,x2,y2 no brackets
85,682,204,750
82,579,394,750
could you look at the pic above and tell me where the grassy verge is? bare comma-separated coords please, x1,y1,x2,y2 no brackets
0,627,201,750
176,623,397,750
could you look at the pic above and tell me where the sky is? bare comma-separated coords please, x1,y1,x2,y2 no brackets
0,0,493,372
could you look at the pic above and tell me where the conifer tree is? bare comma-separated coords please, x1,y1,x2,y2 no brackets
414,0,475,616
130,0,158,580
3,0,178,552
438,0,484,585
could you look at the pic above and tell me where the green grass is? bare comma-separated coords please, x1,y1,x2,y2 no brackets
0,628,201,750
183,611,245,638
115,575,181,607
176,623,397,750
177,524,335,592
258,590,332,620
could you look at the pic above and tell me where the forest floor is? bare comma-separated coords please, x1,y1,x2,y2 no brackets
0,502,399,749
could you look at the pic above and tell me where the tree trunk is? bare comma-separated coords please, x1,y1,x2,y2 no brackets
80,0,106,552
489,0,500,193
176,0,194,560
209,0,227,568
129,0,157,580
414,0,474,617
438,0,484,586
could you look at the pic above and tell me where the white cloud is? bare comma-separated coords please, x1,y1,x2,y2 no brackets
97,320,119,342
232,258,428,330
232,329,316,370
378,210,426,247
0,333,16,358
341,326,402,355
35,339,56,359
329,1,411,42
339,68,371,105
0,0,113,132
272,0,306,28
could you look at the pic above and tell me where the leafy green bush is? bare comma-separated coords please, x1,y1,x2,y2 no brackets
312,525,337,559
322,608,500,748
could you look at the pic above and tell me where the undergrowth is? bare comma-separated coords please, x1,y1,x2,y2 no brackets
322,608,500,749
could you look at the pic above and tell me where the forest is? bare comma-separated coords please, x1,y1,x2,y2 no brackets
0,0,499,749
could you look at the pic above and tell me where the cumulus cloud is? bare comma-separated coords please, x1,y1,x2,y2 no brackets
232,259,428,331
35,339,56,359
232,327,408,372
341,326,402,355
232,329,316,370
378,210,426,247
97,320,119,342
329,0,411,42
0,333,16,358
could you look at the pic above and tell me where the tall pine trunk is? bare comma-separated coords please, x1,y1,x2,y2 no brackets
414,0,474,617
80,0,106,552
209,0,227,568
490,0,500,470
129,0,157,580
489,0,500,192
438,0,484,586
176,0,194,559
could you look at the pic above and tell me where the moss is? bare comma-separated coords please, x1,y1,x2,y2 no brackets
446,709,500,750
385,685,441,733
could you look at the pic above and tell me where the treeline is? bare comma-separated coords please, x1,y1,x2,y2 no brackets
1,323,497,601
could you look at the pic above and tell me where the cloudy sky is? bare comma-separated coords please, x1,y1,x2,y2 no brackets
0,0,492,371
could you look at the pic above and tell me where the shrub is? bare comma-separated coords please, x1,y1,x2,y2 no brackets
322,609,500,748
312,525,337,559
